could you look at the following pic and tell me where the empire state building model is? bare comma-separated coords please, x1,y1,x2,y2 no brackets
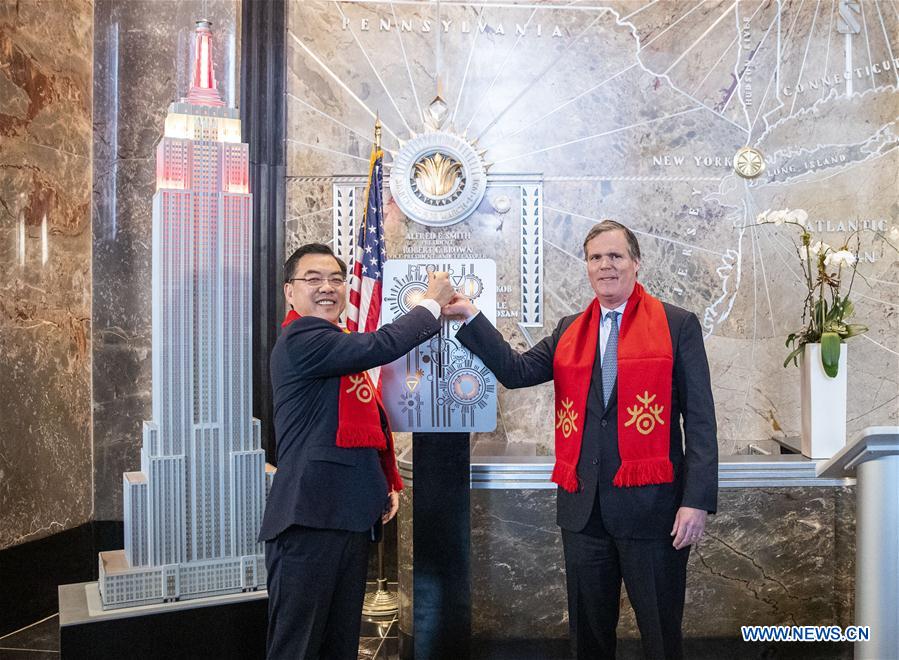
99,20,273,609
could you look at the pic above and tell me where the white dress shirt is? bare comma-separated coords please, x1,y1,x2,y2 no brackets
417,298,442,319
598,301,627,367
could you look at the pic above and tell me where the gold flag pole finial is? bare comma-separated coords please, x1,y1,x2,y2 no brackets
374,113,382,150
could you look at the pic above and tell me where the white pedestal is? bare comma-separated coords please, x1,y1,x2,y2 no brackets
801,343,848,459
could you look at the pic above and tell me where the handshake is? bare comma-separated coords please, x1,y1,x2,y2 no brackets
424,271,479,320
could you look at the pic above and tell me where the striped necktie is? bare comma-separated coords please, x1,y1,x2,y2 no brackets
602,311,619,406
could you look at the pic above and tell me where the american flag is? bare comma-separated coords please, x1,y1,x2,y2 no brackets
346,147,387,341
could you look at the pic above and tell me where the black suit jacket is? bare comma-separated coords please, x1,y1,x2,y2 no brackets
258,306,439,541
456,302,718,539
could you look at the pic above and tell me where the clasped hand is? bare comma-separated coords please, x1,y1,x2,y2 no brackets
424,272,479,319
441,293,478,319
424,271,455,306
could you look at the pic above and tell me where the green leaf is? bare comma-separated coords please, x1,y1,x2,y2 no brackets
784,344,804,368
813,299,823,320
844,323,868,338
820,332,841,378
813,298,830,331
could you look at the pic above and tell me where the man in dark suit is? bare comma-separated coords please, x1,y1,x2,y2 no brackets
444,220,718,659
259,243,454,659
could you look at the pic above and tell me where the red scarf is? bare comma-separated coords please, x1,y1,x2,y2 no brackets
282,310,403,492
551,283,673,492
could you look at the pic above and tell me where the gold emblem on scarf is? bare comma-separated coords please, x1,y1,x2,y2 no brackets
556,398,579,438
347,374,374,404
624,391,665,435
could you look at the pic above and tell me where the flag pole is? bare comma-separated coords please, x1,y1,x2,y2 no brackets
374,112,382,151
363,113,399,618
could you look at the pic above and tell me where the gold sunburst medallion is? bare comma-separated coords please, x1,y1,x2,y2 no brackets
413,152,463,198
733,146,765,179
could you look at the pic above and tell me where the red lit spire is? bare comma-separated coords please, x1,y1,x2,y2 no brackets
185,19,225,107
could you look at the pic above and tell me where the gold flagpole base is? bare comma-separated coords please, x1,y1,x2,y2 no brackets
362,578,398,617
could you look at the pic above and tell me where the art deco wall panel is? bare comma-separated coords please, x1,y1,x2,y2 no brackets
286,1,898,457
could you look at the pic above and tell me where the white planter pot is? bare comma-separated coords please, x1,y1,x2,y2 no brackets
800,343,848,459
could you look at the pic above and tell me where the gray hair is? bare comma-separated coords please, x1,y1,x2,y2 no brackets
582,220,641,261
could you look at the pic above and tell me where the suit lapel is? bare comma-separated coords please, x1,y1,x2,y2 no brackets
601,381,617,420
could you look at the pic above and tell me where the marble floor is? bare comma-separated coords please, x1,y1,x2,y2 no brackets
358,615,399,660
0,612,398,660
471,639,853,659
0,613,59,659
0,611,853,660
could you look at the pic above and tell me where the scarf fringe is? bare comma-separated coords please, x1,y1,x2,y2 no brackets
551,461,580,493
336,425,388,449
612,459,674,488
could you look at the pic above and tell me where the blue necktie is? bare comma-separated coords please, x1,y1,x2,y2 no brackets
602,311,619,406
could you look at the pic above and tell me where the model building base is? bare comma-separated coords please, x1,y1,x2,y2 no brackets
59,581,267,659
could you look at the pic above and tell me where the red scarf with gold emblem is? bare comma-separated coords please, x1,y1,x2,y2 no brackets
282,310,403,491
551,283,673,492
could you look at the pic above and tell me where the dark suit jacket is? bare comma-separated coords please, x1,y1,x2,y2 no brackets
456,302,718,539
258,306,440,541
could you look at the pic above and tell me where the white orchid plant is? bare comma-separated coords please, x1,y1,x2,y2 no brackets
754,208,880,378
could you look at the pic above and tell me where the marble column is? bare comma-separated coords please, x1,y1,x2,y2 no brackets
240,0,286,463
91,0,240,520
0,0,93,550
410,433,472,659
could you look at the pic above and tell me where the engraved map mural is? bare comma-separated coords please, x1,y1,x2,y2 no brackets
285,0,898,456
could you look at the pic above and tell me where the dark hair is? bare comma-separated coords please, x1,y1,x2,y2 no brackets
284,243,347,282
582,220,641,261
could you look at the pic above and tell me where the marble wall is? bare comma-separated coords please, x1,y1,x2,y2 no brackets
399,485,856,641
285,1,899,458
0,0,93,551
91,0,240,520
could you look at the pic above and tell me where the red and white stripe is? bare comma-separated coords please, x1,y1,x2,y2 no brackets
347,265,381,333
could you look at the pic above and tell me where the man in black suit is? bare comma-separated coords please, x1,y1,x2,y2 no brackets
444,220,718,659
259,243,454,659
